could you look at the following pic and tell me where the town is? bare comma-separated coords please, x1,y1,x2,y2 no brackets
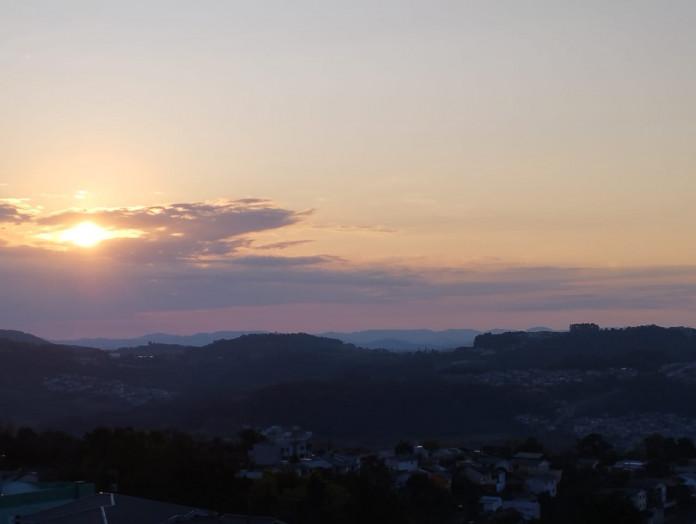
3,425,696,523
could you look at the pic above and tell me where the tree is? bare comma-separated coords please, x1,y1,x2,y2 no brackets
394,440,414,456
238,428,266,451
577,433,614,462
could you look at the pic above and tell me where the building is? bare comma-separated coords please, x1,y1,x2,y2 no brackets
16,493,287,524
480,495,503,513
613,459,646,472
511,452,550,473
0,478,94,524
262,426,312,459
629,479,667,508
612,488,648,512
463,465,507,493
250,426,313,466
501,498,541,521
385,455,419,472
525,471,562,497
250,443,283,467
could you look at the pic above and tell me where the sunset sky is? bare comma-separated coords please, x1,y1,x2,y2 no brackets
2,1,696,338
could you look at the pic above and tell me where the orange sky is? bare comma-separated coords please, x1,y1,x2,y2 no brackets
1,2,696,337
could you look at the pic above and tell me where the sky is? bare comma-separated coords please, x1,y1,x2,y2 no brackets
1,1,696,338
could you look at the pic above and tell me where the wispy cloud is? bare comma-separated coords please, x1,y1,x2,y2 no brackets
255,240,313,250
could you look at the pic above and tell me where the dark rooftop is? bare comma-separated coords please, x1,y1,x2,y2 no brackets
17,493,286,524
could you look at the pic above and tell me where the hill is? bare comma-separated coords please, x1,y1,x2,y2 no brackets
6,325,696,446
0,329,50,345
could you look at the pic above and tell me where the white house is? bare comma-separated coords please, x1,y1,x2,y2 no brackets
525,471,562,497
463,465,506,493
261,426,313,459
502,498,541,521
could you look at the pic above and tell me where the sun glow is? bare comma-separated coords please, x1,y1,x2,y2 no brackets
59,221,111,248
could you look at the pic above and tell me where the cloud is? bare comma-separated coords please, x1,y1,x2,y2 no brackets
313,223,397,234
0,199,36,224
228,255,341,267
2,230,696,327
31,199,306,262
2,196,696,336
255,240,313,250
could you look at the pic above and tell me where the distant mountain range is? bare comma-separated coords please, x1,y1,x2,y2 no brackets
54,331,266,351
2,325,696,444
56,327,557,351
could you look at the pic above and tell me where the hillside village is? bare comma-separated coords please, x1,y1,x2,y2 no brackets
239,425,696,523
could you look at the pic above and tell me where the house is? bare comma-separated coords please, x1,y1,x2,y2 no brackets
463,465,507,493
501,498,541,521
394,469,431,488
385,455,419,472
426,469,452,490
250,426,313,466
616,488,648,512
297,457,333,474
480,495,503,513
613,460,646,472
525,470,562,497
512,452,550,473
414,445,430,459
473,456,512,473
237,470,265,480
430,448,462,462
679,472,696,491
261,426,312,459
327,453,362,474
629,479,667,508
674,459,696,475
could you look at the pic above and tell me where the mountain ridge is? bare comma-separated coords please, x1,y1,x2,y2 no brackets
55,327,559,351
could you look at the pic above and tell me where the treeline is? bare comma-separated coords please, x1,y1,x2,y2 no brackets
3,427,696,523
474,325,696,370
0,427,248,511
0,426,457,524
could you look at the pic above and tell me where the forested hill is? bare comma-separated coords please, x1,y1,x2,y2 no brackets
0,329,50,345
473,325,696,369
5,327,696,443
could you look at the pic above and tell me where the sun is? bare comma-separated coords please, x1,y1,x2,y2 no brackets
59,221,111,248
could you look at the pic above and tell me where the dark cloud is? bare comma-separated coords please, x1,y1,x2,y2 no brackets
2,232,696,330
255,240,313,250
0,201,34,224
39,199,302,236
228,255,341,267
37,199,306,262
